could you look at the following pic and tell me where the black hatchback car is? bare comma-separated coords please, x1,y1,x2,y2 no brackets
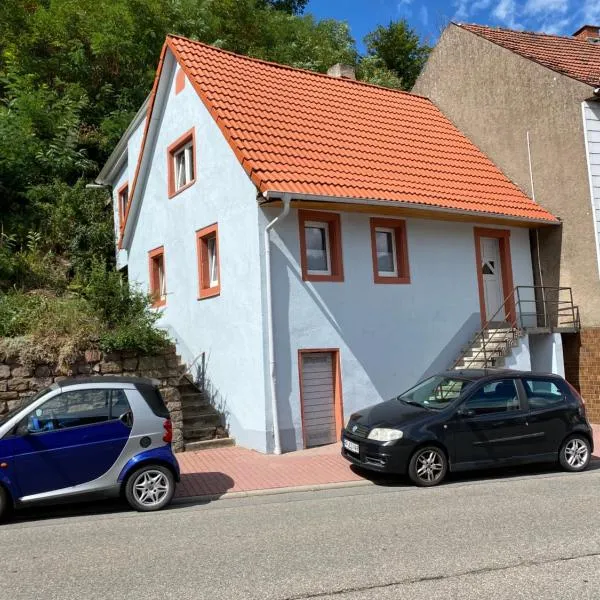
342,369,593,486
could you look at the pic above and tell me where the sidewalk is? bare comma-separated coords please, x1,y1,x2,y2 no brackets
175,423,600,500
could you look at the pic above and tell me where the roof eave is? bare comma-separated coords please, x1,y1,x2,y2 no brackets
261,190,559,226
96,95,151,185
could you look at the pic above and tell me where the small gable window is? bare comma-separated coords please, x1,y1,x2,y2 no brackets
197,224,220,299
298,210,343,282
167,128,196,198
117,182,129,230
148,246,167,307
370,218,410,284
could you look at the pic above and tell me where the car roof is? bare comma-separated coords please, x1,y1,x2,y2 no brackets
57,376,159,389
443,369,561,381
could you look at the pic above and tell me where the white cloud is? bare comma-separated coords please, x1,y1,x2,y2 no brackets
493,0,521,28
420,4,429,26
582,0,600,23
397,0,413,5
524,0,568,16
538,16,573,34
453,0,493,22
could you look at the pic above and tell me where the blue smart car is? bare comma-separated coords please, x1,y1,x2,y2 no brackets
0,376,180,520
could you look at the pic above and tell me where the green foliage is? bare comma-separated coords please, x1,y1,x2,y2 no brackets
363,20,431,90
356,56,404,90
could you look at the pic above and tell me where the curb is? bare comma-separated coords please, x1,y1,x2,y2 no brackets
173,478,374,505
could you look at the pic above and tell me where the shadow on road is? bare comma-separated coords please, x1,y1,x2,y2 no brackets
7,471,235,525
351,457,600,488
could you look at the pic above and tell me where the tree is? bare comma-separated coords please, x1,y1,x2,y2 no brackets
363,20,430,90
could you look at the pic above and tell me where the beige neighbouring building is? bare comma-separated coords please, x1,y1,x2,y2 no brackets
414,23,600,419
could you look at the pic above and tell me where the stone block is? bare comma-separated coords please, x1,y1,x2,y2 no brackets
0,392,19,401
76,363,92,375
122,358,138,371
85,349,102,363
161,387,180,405
31,377,54,390
0,365,11,379
34,365,52,378
100,361,123,374
8,378,29,392
139,356,166,371
0,381,6,392
92,363,101,373
11,366,33,377
7,399,23,410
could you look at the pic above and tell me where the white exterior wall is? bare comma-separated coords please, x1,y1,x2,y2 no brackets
583,101,600,278
529,333,565,377
124,63,270,451
267,208,535,451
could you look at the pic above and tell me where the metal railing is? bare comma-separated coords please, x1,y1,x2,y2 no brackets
453,285,579,370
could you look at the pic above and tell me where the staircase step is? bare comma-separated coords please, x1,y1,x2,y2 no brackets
183,425,219,440
183,414,221,428
184,437,235,452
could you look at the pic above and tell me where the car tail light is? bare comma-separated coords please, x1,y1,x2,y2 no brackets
163,419,173,443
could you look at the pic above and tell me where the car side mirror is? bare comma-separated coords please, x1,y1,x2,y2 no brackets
457,407,475,418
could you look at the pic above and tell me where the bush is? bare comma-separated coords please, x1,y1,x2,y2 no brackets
0,266,169,366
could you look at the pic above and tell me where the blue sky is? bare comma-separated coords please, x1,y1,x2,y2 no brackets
306,0,600,52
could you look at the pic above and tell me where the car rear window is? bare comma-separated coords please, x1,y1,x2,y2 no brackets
522,379,565,410
138,383,170,418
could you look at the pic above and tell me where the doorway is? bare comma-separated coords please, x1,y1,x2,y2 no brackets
298,350,343,448
474,228,515,325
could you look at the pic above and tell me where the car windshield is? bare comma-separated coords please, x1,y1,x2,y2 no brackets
396,376,472,409
0,384,56,427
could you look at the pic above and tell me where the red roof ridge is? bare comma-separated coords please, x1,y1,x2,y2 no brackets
164,33,432,101
456,22,590,43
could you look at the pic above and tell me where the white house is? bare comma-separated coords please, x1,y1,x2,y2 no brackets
97,35,563,454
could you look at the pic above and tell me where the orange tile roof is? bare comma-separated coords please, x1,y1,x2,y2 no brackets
142,35,558,223
459,23,600,88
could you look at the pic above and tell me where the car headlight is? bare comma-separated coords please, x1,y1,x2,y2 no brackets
367,428,403,442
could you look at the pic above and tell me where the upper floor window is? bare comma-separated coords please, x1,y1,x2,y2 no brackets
369,218,410,284
117,182,129,230
167,128,196,198
298,210,343,282
148,246,166,307
197,224,220,299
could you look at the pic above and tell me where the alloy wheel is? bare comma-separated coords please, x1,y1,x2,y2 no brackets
415,449,444,483
564,438,589,469
132,470,170,507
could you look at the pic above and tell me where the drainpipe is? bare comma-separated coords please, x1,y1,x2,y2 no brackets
264,193,291,455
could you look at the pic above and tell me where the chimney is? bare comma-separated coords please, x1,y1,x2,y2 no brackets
573,25,600,42
327,63,356,80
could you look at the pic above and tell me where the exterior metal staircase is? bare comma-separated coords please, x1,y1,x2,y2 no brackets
453,286,580,371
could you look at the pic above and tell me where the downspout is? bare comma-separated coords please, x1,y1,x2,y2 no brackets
527,131,547,326
264,193,291,455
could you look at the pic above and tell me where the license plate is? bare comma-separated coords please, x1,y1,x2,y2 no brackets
343,438,359,454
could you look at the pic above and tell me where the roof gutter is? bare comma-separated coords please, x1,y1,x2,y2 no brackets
264,193,291,455
260,191,559,226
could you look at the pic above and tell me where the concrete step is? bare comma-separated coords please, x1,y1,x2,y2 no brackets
183,413,221,428
184,437,235,452
183,425,219,440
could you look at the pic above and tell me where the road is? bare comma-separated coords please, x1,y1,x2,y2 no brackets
3,466,600,599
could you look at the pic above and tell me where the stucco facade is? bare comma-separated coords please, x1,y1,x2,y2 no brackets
99,39,561,453
413,24,600,326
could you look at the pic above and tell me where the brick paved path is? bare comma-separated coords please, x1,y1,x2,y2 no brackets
175,424,600,499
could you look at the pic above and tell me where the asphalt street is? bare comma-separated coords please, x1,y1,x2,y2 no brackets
3,466,600,600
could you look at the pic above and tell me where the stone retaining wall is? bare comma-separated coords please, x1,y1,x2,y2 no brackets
0,346,187,452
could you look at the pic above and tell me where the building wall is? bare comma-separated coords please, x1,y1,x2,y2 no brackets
413,24,600,326
267,206,535,451
124,62,270,451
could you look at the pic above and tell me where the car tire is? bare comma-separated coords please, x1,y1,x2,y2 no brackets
559,435,591,472
0,486,11,522
124,464,175,512
408,446,448,487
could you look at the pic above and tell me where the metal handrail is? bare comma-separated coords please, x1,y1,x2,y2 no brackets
454,285,580,370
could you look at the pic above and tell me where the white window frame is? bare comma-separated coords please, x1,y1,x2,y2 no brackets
305,220,331,275
119,187,128,222
207,235,219,288
375,227,398,277
157,257,166,300
173,141,194,191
